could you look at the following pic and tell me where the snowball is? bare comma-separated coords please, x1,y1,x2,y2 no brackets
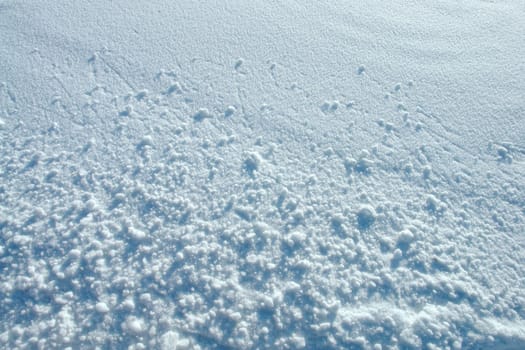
225,105,236,116
290,334,306,348
95,302,110,313
356,205,376,230
127,227,146,241
193,108,211,122
397,229,414,244
243,152,262,176
121,297,135,311
123,317,145,335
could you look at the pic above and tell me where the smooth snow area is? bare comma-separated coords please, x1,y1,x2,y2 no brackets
1,1,524,349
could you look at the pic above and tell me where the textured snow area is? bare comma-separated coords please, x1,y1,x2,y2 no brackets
1,1,524,349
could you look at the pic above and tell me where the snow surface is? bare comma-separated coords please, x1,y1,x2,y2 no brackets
1,1,525,349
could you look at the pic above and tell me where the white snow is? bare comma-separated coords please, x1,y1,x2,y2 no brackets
1,0,524,349
95,302,110,314
123,316,146,335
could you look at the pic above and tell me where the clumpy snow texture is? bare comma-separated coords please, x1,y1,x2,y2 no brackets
1,1,525,349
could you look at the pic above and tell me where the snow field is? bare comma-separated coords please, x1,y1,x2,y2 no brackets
1,1,525,349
